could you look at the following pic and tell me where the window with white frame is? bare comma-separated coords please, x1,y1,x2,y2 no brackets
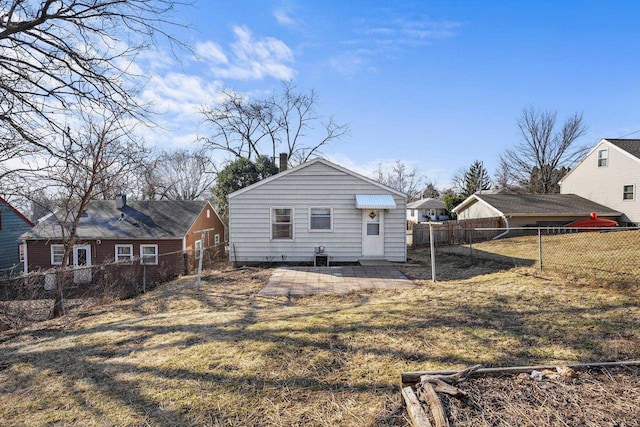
140,244,158,265
271,207,293,239
309,207,332,231
19,244,25,263
214,234,220,245
195,239,203,259
51,244,65,265
597,149,608,167
623,184,635,200
115,244,133,263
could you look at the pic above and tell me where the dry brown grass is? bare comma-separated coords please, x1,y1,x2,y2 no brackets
1,252,639,426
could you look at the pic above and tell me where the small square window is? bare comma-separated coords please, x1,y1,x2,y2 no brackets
115,244,133,263
140,244,158,265
310,207,332,231
51,244,65,265
623,185,635,200
597,149,608,167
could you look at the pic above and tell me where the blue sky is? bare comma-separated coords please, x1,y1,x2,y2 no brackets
141,0,640,188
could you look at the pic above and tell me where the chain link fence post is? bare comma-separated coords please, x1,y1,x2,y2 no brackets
538,227,543,271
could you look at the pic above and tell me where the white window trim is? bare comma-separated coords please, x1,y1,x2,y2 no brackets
214,234,220,245
51,244,65,265
270,206,294,240
195,239,203,259
597,148,608,167
623,184,635,201
308,206,333,232
140,244,159,265
115,244,134,263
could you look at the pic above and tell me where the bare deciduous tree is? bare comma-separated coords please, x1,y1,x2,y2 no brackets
0,0,187,177
200,81,350,165
141,149,218,200
22,110,146,318
498,107,588,193
374,160,423,200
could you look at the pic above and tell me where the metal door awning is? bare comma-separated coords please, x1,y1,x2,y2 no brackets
355,194,396,209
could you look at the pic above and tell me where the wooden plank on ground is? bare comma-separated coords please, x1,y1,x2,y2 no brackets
401,386,432,427
401,360,640,385
417,382,450,427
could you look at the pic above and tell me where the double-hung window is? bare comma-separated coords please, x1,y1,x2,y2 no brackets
51,244,65,265
271,207,293,239
309,207,332,231
597,149,608,167
140,244,158,265
115,244,133,263
623,185,635,200
195,240,203,259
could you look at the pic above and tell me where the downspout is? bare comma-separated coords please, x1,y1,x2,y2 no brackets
493,215,510,240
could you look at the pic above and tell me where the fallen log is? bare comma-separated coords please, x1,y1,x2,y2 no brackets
401,360,640,385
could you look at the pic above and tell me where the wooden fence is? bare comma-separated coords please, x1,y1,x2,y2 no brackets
411,218,503,247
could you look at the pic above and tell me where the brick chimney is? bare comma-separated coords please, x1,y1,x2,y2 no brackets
279,153,288,173
115,193,127,209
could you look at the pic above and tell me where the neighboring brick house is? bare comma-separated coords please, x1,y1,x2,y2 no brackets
21,195,225,284
560,138,640,226
0,197,35,278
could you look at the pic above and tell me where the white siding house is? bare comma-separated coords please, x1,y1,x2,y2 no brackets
406,198,447,223
560,139,640,225
228,158,407,264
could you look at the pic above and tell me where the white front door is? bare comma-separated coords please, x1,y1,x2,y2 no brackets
73,244,92,283
362,209,384,257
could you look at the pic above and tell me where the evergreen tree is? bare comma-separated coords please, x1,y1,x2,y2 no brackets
461,160,492,197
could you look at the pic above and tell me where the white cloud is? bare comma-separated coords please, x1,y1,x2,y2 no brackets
274,9,299,27
195,40,228,64
202,25,295,80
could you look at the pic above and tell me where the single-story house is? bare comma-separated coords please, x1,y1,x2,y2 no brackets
560,138,640,226
228,157,407,265
21,195,225,283
452,193,621,231
0,197,35,278
406,198,447,223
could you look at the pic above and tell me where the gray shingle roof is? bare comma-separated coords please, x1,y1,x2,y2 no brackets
473,194,621,217
407,198,445,209
24,200,208,240
605,139,640,160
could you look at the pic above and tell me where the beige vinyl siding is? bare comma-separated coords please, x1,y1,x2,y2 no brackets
561,141,640,224
456,200,501,220
229,161,406,263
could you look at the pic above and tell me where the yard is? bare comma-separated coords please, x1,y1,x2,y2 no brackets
0,247,639,426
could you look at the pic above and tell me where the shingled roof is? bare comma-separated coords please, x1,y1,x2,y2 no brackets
24,200,210,240
604,139,640,160
407,198,446,210
455,193,621,217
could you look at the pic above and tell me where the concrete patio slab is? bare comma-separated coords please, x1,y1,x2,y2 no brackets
259,266,414,296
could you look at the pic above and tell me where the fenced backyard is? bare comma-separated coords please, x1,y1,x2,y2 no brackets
412,223,640,286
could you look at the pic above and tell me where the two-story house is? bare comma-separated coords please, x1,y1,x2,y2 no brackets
560,139,640,226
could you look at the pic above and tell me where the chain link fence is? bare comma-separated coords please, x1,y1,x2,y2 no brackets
1,243,228,330
422,226,640,286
